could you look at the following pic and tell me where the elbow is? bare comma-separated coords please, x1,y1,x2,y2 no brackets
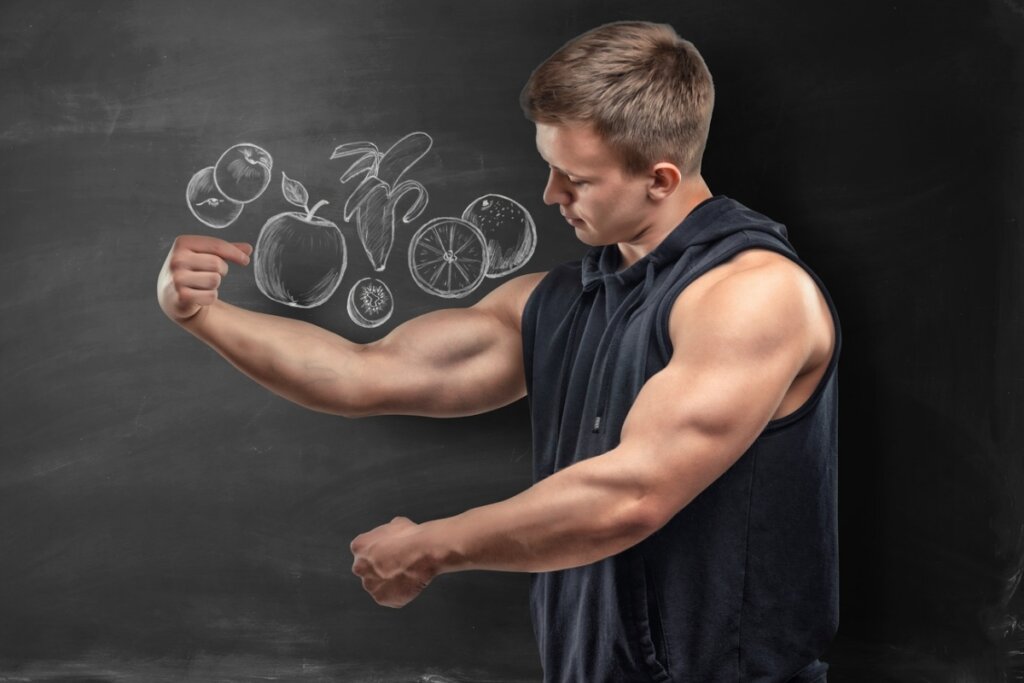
604,497,667,551
622,499,669,541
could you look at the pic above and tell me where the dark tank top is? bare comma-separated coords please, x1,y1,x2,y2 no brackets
521,195,841,682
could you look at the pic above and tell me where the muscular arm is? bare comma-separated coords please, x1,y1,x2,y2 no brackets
351,258,833,603
158,235,544,418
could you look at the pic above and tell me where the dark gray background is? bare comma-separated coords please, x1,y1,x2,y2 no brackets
1,0,1022,680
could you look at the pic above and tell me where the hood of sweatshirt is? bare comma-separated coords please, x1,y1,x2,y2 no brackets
575,194,792,433
580,194,790,291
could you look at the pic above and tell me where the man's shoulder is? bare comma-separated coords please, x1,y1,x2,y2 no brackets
669,248,834,367
678,249,814,309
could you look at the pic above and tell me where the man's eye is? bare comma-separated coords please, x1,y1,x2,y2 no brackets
568,178,586,186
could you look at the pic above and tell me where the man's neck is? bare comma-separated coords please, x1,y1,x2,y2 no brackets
617,176,713,270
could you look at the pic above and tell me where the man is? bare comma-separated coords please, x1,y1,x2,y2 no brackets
157,21,840,683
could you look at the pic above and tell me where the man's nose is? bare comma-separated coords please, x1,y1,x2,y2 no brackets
542,169,570,206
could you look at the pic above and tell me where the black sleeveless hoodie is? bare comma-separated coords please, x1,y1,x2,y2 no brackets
521,195,841,683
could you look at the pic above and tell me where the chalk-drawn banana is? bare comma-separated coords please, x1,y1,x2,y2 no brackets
331,132,432,271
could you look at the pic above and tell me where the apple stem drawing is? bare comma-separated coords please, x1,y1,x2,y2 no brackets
281,172,330,221
331,131,432,272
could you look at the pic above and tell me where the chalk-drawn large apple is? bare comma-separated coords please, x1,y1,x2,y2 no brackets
253,173,347,308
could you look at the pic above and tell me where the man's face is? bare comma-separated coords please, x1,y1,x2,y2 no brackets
534,121,654,247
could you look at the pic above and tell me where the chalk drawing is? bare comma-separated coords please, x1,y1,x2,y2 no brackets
214,143,274,204
331,132,431,271
461,194,536,278
186,166,243,229
253,172,347,308
408,217,488,299
347,277,395,328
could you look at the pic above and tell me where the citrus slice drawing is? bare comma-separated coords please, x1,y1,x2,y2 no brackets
407,217,488,298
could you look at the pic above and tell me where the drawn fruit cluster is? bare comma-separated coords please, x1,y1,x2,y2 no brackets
404,194,535,298
334,132,536,305
186,143,273,229
186,134,536,327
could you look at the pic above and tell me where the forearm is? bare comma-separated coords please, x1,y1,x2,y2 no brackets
180,299,368,416
418,445,657,575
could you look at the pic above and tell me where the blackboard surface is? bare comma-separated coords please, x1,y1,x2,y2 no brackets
1,1,1022,681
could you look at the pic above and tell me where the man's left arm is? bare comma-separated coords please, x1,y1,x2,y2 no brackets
351,260,825,608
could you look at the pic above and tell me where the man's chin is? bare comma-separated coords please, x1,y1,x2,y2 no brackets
573,229,614,248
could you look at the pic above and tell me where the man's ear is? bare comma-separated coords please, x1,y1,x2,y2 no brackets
648,162,682,199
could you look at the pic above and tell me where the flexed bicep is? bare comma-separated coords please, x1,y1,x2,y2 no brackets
354,271,546,418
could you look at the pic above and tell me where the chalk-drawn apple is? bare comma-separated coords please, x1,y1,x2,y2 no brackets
186,166,244,229
253,173,347,308
214,143,273,204
461,194,536,278
347,277,394,328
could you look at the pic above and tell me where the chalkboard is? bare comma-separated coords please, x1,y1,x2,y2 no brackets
1,0,1022,681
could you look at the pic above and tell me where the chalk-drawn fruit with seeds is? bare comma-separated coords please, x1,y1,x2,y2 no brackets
347,277,394,328
331,132,432,271
186,166,244,229
253,173,347,308
214,143,274,204
461,194,536,278
408,217,488,299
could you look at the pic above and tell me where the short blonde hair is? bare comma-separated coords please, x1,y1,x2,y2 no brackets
520,21,715,176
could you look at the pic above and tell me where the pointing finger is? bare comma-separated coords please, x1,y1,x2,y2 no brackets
180,235,251,266
232,242,254,259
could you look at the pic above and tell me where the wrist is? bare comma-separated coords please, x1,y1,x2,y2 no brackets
178,300,216,332
415,518,467,578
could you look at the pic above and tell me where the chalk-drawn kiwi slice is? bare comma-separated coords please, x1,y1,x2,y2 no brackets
347,277,394,328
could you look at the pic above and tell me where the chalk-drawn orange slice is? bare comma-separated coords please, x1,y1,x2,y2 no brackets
408,217,488,299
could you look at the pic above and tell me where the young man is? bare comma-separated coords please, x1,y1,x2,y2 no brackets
157,21,840,683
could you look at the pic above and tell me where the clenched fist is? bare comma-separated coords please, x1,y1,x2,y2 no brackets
157,235,253,322
351,516,437,609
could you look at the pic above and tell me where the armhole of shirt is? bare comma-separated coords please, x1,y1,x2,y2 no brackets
762,252,842,432
521,263,580,394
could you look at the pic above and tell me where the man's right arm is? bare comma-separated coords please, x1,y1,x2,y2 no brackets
157,235,544,419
